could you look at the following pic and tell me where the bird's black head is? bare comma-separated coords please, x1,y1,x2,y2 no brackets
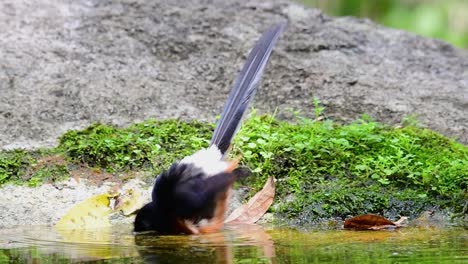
134,200,179,234
134,166,189,234
134,202,159,232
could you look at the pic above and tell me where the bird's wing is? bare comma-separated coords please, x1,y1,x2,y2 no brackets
172,171,237,218
210,22,286,156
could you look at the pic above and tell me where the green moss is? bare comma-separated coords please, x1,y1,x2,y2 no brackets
231,113,467,221
1,113,467,222
58,119,213,172
0,150,34,184
26,162,69,187
0,149,69,186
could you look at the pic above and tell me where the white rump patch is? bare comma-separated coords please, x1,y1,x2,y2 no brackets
180,145,229,176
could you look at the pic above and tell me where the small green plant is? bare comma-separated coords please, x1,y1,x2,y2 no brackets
312,97,325,120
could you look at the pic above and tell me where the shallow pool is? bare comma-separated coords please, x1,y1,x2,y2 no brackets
0,223,466,263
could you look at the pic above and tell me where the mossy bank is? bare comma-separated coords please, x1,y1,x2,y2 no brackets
1,112,467,225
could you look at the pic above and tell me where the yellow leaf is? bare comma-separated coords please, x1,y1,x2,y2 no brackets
56,194,112,229
114,188,145,216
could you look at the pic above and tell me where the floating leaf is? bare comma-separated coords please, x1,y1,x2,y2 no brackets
56,193,114,229
225,177,275,224
344,214,407,230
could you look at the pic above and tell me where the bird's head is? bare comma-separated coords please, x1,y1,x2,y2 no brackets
134,202,160,232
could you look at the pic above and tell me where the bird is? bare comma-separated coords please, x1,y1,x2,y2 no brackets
134,23,286,234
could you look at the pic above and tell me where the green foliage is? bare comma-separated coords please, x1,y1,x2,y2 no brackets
0,251,8,263
302,0,468,48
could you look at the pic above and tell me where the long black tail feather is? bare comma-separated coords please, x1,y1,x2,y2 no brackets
210,22,286,155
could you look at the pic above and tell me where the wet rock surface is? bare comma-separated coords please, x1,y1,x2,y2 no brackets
1,0,467,150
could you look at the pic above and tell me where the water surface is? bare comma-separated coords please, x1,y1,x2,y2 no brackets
0,224,466,263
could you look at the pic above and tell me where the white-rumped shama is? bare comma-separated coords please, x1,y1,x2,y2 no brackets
134,23,286,234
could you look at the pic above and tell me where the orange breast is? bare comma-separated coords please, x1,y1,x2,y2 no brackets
177,158,239,234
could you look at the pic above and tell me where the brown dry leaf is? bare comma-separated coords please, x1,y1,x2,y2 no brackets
344,214,407,230
225,177,275,224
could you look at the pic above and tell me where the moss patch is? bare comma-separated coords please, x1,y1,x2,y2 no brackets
233,114,467,222
0,150,69,187
58,120,213,171
1,114,466,223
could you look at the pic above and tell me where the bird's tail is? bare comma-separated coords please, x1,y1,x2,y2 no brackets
210,22,286,156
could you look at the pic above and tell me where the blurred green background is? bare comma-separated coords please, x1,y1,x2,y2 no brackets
301,0,468,48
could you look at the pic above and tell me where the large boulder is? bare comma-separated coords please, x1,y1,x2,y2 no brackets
1,0,467,150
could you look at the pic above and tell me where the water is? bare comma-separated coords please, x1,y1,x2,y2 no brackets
0,224,466,263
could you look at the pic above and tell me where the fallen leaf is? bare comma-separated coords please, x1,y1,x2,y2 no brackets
344,214,407,230
225,177,275,224
56,193,114,229
393,216,409,227
109,183,122,196
114,188,145,216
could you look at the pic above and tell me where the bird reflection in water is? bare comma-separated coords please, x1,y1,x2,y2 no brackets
134,223,276,263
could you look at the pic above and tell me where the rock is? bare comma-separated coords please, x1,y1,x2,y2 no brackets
0,0,466,150
0,178,146,228
0,178,109,228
